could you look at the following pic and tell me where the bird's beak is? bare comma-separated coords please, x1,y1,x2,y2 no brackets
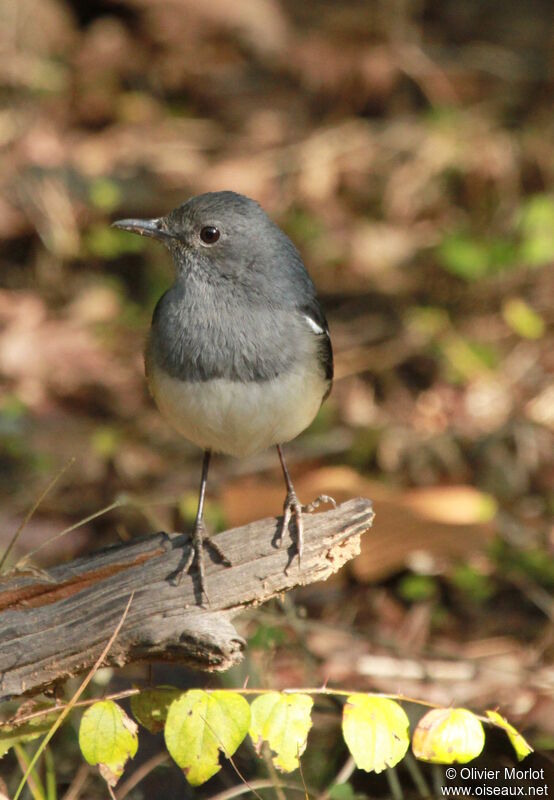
111,218,173,242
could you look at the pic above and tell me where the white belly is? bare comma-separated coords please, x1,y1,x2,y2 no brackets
147,363,327,457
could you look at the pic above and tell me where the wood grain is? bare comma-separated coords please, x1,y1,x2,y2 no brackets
0,498,373,698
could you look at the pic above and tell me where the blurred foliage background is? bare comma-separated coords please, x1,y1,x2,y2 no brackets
0,0,553,796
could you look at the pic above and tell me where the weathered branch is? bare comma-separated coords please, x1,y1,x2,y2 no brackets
0,498,373,699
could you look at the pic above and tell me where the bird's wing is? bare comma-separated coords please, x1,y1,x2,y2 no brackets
300,298,334,384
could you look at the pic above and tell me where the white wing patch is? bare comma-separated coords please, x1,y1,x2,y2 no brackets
304,314,325,335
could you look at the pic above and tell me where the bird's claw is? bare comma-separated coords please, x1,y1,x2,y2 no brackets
276,489,304,551
302,494,336,513
277,491,336,570
172,521,231,604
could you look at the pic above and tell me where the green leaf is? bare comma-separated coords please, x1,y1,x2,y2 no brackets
88,177,122,212
0,705,58,759
502,298,545,339
397,574,438,602
440,336,495,381
437,233,515,281
130,687,181,733
451,564,494,603
518,194,554,266
486,711,533,761
249,692,313,772
342,695,410,774
519,193,554,232
78,701,138,786
164,690,250,786
438,233,490,280
248,623,287,650
412,708,485,764
84,225,145,259
90,426,121,460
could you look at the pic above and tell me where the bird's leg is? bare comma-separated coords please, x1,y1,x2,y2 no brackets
275,444,336,568
174,449,231,602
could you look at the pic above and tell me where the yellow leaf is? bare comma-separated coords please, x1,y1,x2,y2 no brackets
249,692,313,772
502,298,545,340
412,708,485,764
486,711,533,761
342,695,410,774
79,701,138,786
164,691,250,786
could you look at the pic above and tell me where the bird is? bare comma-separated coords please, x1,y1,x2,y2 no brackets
113,191,334,600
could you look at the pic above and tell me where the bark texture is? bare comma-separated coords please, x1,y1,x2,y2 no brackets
0,498,374,698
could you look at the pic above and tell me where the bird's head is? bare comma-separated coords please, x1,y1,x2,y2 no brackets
112,191,304,296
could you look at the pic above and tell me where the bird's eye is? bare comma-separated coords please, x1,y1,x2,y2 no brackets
200,226,220,245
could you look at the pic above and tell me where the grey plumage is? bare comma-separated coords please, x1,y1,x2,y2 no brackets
150,282,305,382
113,191,334,600
147,191,333,386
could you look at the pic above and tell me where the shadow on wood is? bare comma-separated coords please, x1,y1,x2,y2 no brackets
0,498,373,699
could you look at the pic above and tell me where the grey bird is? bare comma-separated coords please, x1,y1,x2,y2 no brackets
113,191,333,599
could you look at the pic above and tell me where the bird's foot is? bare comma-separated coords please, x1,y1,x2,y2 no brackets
302,494,337,513
276,491,336,570
171,521,232,604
